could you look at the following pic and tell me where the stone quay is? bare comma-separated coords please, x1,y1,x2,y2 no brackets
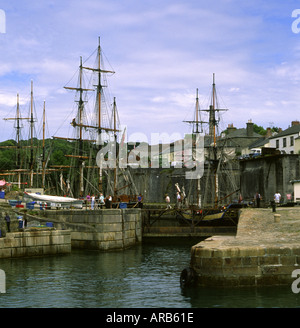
190,208,300,287
0,205,142,256
43,208,142,251
0,229,71,259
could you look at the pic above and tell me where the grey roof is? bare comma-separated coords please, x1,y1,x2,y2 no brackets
269,125,300,139
223,128,261,139
248,137,269,149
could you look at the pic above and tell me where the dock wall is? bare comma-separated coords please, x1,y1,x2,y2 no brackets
0,229,71,259
43,208,142,251
189,208,300,287
191,236,300,287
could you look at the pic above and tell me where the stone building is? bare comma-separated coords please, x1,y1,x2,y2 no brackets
218,120,262,156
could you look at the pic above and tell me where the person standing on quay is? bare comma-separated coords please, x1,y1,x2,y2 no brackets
4,213,10,232
99,193,105,209
176,192,182,208
137,194,143,208
86,193,91,209
165,194,171,209
274,191,281,204
91,195,95,210
255,192,261,208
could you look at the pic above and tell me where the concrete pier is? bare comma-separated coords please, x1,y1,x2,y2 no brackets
190,208,300,287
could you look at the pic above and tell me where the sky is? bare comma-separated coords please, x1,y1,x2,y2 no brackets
0,0,300,144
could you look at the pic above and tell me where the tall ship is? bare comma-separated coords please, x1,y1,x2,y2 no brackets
178,74,244,225
0,81,53,190
0,38,138,207
51,38,137,202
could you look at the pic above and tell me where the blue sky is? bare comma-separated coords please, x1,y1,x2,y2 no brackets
0,0,300,143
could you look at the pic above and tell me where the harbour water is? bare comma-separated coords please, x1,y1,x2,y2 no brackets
0,238,299,308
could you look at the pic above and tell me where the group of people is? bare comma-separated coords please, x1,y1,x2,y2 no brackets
2,212,28,233
254,191,283,208
84,193,144,209
165,192,184,209
85,193,112,209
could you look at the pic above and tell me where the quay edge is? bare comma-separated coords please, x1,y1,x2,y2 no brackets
187,208,300,287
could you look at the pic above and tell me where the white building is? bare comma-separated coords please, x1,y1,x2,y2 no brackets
268,121,300,154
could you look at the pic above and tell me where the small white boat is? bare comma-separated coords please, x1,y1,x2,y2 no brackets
23,192,83,208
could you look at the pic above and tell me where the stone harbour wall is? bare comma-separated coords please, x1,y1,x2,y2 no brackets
0,229,71,259
190,208,300,287
191,236,300,287
43,208,142,251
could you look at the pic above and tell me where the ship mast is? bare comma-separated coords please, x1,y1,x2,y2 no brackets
62,56,94,197
30,80,34,187
206,73,227,207
3,94,24,188
183,89,206,208
2,93,33,188
113,97,118,198
42,100,46,189
97,37,103,193
82,37,115,193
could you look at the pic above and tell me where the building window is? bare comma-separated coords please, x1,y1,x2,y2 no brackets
283,138,286,148
291,136,294,146
276,140,279,148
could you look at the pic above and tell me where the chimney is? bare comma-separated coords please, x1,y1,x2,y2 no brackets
246,119,254,137
227,123,236,135
292,121,300,126
265,127,272,138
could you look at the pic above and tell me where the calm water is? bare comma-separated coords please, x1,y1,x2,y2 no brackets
0,238,299,308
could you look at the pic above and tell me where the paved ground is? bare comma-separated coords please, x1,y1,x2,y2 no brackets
216,206,300,247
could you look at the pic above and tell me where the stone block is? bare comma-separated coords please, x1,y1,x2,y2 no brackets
258,255,280,266
280,255,297,266
124,237,136,247
101,215,122,224
42,245,57,255
28,246,44,256
232,266,261,276
201,256,223,268
239,246,265,257
242,256,258,267
260,264,282,275
124,230,136,239
278,247,293,256
101,240,124,251
193,247,213,258
103,232,117,241
223,257,242,267
11,247,25,258
265,246,282,255
0,248,11,258
102,223,123,233
219,247,240,258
